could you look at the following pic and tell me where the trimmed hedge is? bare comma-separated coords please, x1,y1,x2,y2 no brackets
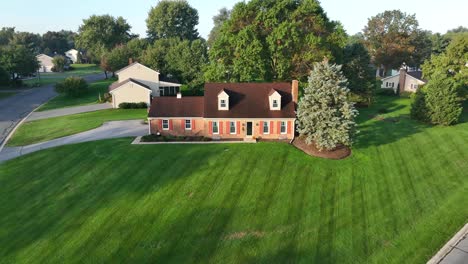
118,102,148,109
141,135,212,142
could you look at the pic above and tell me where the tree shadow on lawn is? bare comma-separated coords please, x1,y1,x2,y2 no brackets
0,138,231,262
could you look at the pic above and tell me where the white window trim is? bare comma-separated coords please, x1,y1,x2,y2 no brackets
230,121,236,134
212,121,219,134
162,119,169,130
280,121,287,134
185,119,192,130
263,122,270,134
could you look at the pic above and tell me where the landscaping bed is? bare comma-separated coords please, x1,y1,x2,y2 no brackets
292,136,351,159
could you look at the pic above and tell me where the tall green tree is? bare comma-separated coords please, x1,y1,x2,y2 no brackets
341,42,375,105
207,8,230,48
146,0,199,41
205,0,346,82
101,45,134,77
363,10,429,75
297,61,358,150
10,31,42,53
41,30,77,55
0,45,39,80
76,15,134,63
0,27,15,46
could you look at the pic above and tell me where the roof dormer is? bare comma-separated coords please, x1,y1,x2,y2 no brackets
269,89,281,110
218,89,229,110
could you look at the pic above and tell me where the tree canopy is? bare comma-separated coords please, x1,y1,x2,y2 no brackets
146,0,199,41
363,10,430,75
207,8,231,48
0,44,39,80
205,0,347,82
76,15,135,63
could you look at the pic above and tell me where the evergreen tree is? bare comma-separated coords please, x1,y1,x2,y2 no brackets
425,73,462,126
410,87,429,123
297,61,358,150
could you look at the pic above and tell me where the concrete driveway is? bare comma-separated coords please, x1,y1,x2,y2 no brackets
0,120,147,162
0,73,105,145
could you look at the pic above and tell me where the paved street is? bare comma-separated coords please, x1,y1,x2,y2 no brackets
0,120,147,162
0,73,105,145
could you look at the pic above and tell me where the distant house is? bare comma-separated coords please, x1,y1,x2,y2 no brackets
381,65,426,93
108,62,181,108
147,81,298,141
36,54,54,73
65,49,79,63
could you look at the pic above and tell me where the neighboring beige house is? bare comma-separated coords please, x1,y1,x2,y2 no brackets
36,54,54,73
381,66,426,93
65,49,79,63
109,62,181,108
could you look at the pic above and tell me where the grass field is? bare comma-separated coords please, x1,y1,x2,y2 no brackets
0,95,467,263
7,109,147,146
37,79,115,111
23,64,102,87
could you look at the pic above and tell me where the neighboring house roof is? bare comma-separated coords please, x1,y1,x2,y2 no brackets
109,78,152,93
149,97,204,117
65,49,78,53
159,81,182,87
115,62,159,75
204,83,295,119
36,54,53,59
381,70,426,82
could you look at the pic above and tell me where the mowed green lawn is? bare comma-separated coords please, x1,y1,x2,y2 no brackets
37,78,115,111
0,95,467,263
7,109,147,146
24,64,102,87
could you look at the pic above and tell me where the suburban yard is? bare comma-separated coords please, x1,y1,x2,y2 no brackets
36,78,115,111
7,109,146,146
23,64,102,87
0,95,467,263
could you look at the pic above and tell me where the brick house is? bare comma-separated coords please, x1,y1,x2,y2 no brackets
148,81,298,140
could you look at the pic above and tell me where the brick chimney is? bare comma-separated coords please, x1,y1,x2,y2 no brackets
398,63,407,95
128,58,133,65
291,80,299,107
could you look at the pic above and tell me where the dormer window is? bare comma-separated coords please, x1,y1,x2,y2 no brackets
218,89,229,110
269,89,282,110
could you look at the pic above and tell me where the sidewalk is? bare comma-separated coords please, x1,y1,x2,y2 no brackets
27,103,112,121
428,223,468,264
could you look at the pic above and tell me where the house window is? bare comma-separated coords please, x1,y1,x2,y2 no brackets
280,121,286,134
162,119,169,130
185,120,191,130
273,99,278,108
220,99,226,108
386,82,389,87
212,121,219,134
263,121,269,134
414,84,418,89
230,122,236,134
392,82,395,87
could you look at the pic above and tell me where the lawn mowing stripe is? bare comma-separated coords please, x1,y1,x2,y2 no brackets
350,165,370,262
136,145,243,263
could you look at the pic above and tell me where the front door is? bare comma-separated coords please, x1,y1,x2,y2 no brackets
246,122,253,137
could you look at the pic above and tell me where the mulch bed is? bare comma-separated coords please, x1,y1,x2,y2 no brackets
292,136,351,160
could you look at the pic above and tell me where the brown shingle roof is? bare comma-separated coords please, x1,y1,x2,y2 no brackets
204,82,295,118
407,71,425,81
148,97,204,117
109,78,151,92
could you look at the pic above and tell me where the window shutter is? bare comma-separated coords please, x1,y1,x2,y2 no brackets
226,121,229,134
237,121,240,135
209,121,212,134
158,119,162,130
192,119,196,130
277,121,281,133
287,121,292,134
169,120,173,130
220,121,224,134
270,121,274,134
260,121,264,134
181,119,184,129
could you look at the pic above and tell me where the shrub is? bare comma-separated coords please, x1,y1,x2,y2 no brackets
425,74,462,126
118,102,148,109
55,77,88,97
103,92,112,102
410,88,429,123
52,55,67,72
377,88,396,96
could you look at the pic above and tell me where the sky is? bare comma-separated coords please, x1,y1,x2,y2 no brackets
0,0,466,38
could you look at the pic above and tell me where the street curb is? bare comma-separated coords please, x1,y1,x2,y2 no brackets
0,98,54,153
427,223,468,264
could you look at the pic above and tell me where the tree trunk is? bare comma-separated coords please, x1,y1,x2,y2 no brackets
112,72,115,78
104,71,108,79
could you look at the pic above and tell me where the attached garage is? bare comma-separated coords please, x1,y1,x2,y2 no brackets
109,78,152,108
